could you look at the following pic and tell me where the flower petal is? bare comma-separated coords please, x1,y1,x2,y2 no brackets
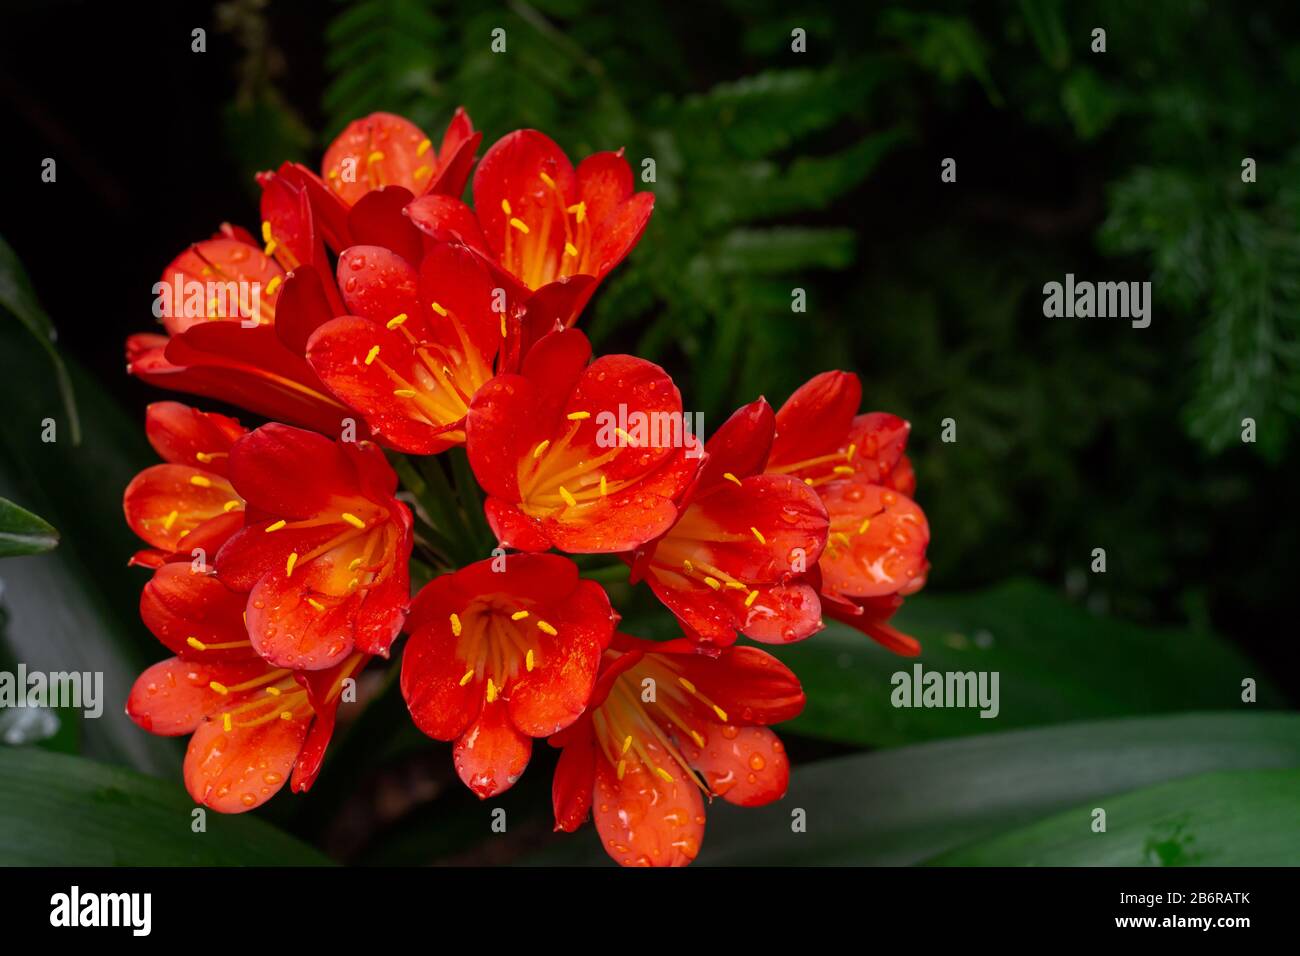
592,742,704,867
818,483,930,598
184,710,310,812
144,402,245,473
769,370,862,471
683,724,789,807
453,700,533,799
126,657,268,735
140,563,254,661
123,464,240,552
321,112,433,206
672,645,805,725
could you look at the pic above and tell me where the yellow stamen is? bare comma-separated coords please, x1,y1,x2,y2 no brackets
558,486,577,507
189,475,211,488
341,512,366,529
751,526,766,545
265,519,286,532
858,518,871,534
285,552,298,577
348,557,363,571
417,138,432,156
745,589,759,607
566,411,591,420
223,499,240,512
413,165,430,180
307,598,326,611
222,713,232,732
459,669,474,686
655,766,674,783
704,576,721,591
511,610,530,621
536,620,557,636
500,199,512,215
723,472,743,486
450,613,462,636
539,171,556,188
486,678,498,703
210,681,230,695
713,705,729,721
265,275,282,296
280,711,293,720
367,150,385,164
567,202,586,222
599,475,608,496
564,242,578,258
365,345,380,365
162,510,178,531
622,735,633,754
186,637,206,651
833,466,855,476
525,649,535,672
846,443,857,461
261,221,273,243
266,687,281,696
393,388,417,398
533,440,550,458
431,301,448,316
679,678,697,694
616,759,626,780
386,313,407,329
509,217,529,234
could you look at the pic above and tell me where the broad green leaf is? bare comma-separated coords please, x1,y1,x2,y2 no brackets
931,768,1300,866
0,496,57,557
767,579,1278,747
0,321,178,775
0,235,79,443
0,748,331,865
530,712,1300,865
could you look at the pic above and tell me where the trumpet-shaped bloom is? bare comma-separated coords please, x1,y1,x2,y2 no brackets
406,129,653,335
214,424,412,670
551,635,803,867
306,242,517,453
465,329,699,553
127,561,366,811
768,371,930,653
400,554,616,798
123,402,248,568
630,399,829,647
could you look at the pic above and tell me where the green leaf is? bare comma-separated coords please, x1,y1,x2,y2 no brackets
1017,0,1070,70
0,235,79,443
0,496,57,558
0,748,331,865
930,767,1300,866
767,579,1278,747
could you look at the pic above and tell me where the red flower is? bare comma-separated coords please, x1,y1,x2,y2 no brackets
767,371,930,654
123,402,248,568
305,242,518,453
630,398,829,647
466,328,700,553
321,110,480,209
407,129,654,336
127,219,355,435
400,554,616,798
551,634,803,867
213,424,413,670
127,560,366,812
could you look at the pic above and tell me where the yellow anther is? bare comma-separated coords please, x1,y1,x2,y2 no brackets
833,466,855,476
511,610,530,621
265,519,286,532
536,620,557,636
264,239,277,257
689,730,706,748
223,499,240,512
367,150,385,164
279,711,293,720
285,552,298,577
341,513,366,529
616,759,626,780
682,559,694,573
833,531,852,548
745,589,759,607
486,678,498,703
413,165,431,180
500,199,512,215
622,735,633,754
525,649,535,672
558,486,577,507
347,577,359,591
348,557,363,571
599,475,608,496
431,301,448,316
567,202,586,222
726,581,747,590
566,411,591,420
261,221,273,244
564,242,578,258
704,576,721,591
189,475,212,488
386,313,408,329
417,138,432,156
162,510,178,531
614,427,636,446
679,677,697,694
804,477,814,485
450,613,462,636
858,518,872,534
209,681,229,695
713,705,729,721
533,440,550,458
509,217,530,234
364,345,380,365
186,637,206,651
265,275,282,296
393,388,417,398
266,686,281,696
539,171,556,189
307,598,326,612
846,443,857,461
500,314,507,338
751,526,766,545
723,472,743,486
459,669,474,686
222,713,232,732
655,766,674,783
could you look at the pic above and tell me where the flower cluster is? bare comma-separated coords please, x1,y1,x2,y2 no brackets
122,109,930,866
